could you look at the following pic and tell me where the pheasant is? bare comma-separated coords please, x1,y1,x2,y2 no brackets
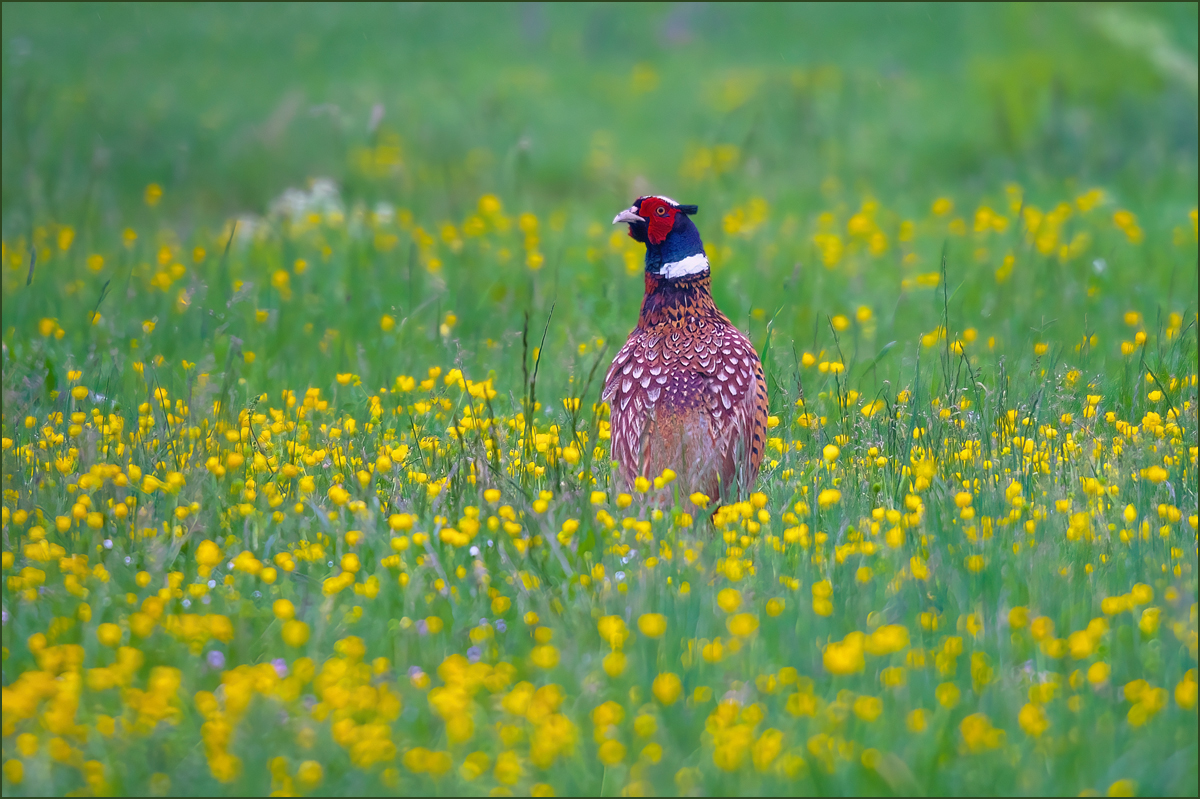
603,195,768,506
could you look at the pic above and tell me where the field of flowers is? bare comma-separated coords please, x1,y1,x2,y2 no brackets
2,4,1198,797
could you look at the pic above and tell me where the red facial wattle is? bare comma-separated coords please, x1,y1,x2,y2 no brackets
638,198,678,245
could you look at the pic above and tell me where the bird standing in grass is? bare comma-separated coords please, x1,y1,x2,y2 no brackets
604,195,768,506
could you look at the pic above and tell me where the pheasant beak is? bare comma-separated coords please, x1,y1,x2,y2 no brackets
612,207,643,225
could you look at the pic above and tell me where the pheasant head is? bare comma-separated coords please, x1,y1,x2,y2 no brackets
612,195,708,281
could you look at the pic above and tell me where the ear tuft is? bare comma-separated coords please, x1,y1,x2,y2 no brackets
678,204,699,216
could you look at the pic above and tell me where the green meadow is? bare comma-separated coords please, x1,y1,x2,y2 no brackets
1,4,1197,796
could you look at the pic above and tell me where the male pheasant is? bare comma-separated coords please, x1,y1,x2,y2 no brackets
603,195,768,505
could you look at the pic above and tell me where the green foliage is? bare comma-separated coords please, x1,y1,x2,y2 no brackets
0,5,1197,797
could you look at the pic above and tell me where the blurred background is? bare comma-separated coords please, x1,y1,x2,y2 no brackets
4,4,1196,225
1,3,1197,400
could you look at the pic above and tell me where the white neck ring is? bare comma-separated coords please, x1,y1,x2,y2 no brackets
660,252,709,279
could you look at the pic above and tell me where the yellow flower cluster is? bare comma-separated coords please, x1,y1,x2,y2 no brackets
1,186,1197,795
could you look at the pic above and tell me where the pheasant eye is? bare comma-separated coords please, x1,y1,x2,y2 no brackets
655,206,667,216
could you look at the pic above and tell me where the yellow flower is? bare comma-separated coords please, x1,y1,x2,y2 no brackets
1127,685,1167,726
765,598,785,617
282,620,310,647
1130,583,1154,604
817,488,842,509
602,651,627,677
1174,675,1197,710
906,708,928,733
852,695,882,722
1087,661,1111,686
712,722,754,771
1068,630,1096,659
1030,616,1055,642
597,616,629,649
207,752,242,783
726,613,759,638
530,645,560,670
786,691,819,717
1107,780,1138,797
1138,607,1160,635
195,539,223,572
97,623,122,648
717,588,742,613
592,700,624,729
14,734,37,758
960,712,1004,753
865,624,910,655
1018,703,1049,737
640,743,663,765
861,399,886,417
652,673,683,706
1042,638,1067,661
701,639,726,663
494,751,522,786
823,633,865,675
880,666,907,688
936,682,961,708
598,740,626,766
633,714,657,738
460,752,490,781
479,194,503,215
4,760,24,785
429,751,453,777
751,729,784,772
296,761,323,791
638,613,667,638
403,748,452,776
812,580,834,616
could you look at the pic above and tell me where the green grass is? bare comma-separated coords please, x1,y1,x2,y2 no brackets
1,4,1198,797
